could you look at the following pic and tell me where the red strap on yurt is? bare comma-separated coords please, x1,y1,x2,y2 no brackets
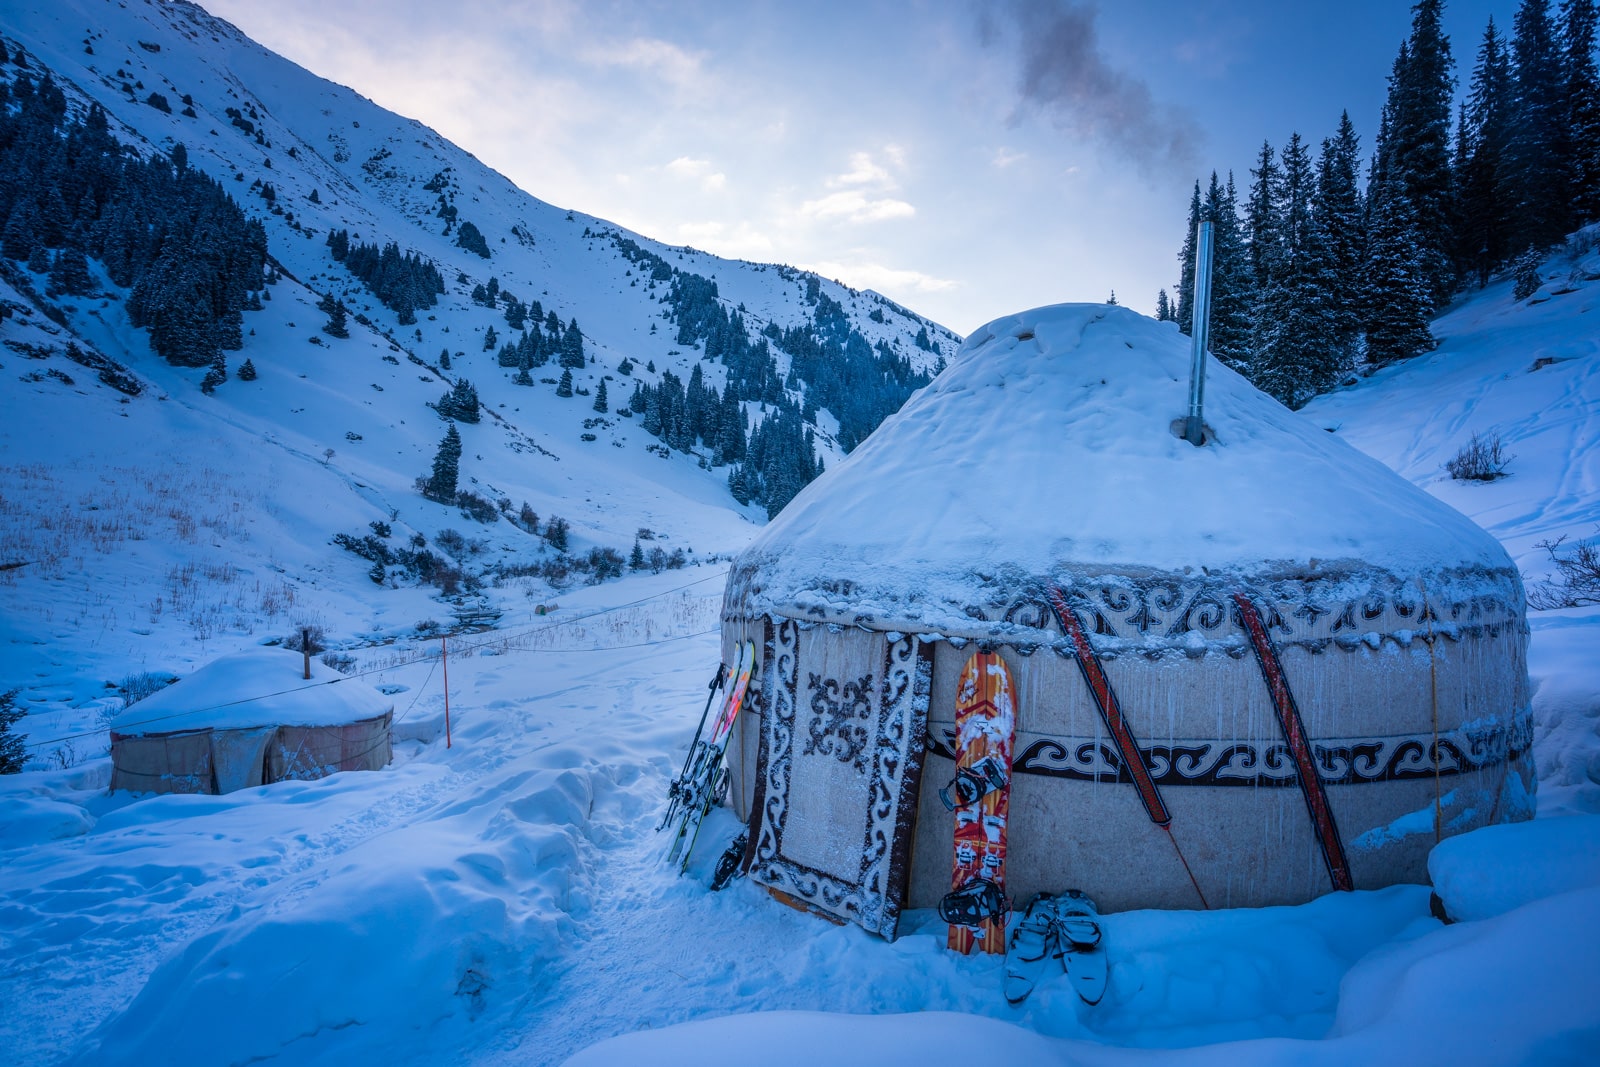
1046,585,1171,827
1232,593,1354,893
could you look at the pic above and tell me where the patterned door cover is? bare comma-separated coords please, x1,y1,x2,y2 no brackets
746,619,933,939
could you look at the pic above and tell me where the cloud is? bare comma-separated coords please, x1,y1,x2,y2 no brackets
805,258,957,296
798,190,915,224
580,36,704,89
986,0,1198,174
664,156,726,191
991,147,1027,168
831,151,894,188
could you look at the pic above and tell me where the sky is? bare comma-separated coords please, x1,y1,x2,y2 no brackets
201,0,1506,336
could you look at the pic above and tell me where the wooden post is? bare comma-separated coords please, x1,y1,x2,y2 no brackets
302,627,311,680
442,635,452,749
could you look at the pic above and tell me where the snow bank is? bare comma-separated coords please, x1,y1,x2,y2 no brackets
564,1010,1074,1067
1427,815,1600,922
107,648,391,735
69,764,598,1066
0,795,95,849
732,304,1514,634
570,887,1600,1066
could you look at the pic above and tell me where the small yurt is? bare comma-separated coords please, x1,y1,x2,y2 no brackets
722,303,1532,939
110,648,393,795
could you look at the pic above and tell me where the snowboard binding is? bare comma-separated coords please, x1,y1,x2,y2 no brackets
938,755,1008,810
938,875,1008,928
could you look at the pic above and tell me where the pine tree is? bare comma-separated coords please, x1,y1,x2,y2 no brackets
593,379,608,412
1562,0,1600,223
1176,181,1202,333
323,300,349,338
1314,113,1367,365
483,324,498,351
1382,0,1458,303
1365,190,1438,363
423,424,462,502
1245,140,1281,286
0,689,25,774
1250,133,1344,406
1204,172,1254,370
1505,0,1570,249
1458,19,1516,284
238,358,257,381
1155,288,1173,321
556,368,573,397
630,538,646,570
561,319,585,368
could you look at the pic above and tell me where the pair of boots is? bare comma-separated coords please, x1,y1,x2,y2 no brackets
1004,890,1106,1006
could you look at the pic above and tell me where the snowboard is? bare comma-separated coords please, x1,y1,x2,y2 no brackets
668,640,756,871
946,649,1016,955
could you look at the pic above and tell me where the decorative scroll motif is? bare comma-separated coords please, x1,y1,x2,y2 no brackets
721,563,1527,660
802,672,874,772
748,630,934,940
926,707,1534,788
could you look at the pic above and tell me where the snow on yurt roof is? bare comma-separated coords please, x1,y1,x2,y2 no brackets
732,303,1514,628
108,648,392,736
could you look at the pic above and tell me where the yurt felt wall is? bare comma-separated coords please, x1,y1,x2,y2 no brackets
110,648,393,796
722,303,1533,937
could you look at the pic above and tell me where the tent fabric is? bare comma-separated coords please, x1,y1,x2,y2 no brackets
109,648,394,796
723,303,1534,936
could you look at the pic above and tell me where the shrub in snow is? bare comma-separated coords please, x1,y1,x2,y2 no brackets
320,651,357,674
455,490,499,524
119,671,175,709
1526,529,1600,609
1445,432,1512,481
283,625,326,654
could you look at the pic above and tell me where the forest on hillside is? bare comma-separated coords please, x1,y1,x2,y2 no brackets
1156,0,1600,409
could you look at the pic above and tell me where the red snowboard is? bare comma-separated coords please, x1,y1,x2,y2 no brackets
947,649,1016,955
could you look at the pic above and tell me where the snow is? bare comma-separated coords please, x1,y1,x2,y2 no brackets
735,303,1514,636
107,648,391,734
2,3,1600,1066
1427,816,1600,922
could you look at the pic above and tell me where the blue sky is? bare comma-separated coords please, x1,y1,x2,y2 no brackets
204,0,1505,335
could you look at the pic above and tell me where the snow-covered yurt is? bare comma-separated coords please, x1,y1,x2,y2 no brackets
721,303,1532,939
110,648,393,795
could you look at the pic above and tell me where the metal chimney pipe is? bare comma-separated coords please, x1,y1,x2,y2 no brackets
1184,218,1215,447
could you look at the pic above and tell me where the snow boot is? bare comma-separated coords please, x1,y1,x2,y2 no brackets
710,831,747,891
1053,889,1106,1006
1004,892,1059,1005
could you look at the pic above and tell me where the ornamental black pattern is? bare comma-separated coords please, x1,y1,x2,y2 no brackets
802,672,874,772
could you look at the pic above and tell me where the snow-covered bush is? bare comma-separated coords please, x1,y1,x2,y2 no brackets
1446,432,1512,481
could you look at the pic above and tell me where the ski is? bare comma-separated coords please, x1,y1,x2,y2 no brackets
946,649,1016,955
658,659,731,832
667,640,756,871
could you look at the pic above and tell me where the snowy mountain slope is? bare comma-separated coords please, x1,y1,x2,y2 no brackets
0,0,959,710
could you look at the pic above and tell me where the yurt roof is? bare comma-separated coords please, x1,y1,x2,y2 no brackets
108,648,392,736
732,303,1514,630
